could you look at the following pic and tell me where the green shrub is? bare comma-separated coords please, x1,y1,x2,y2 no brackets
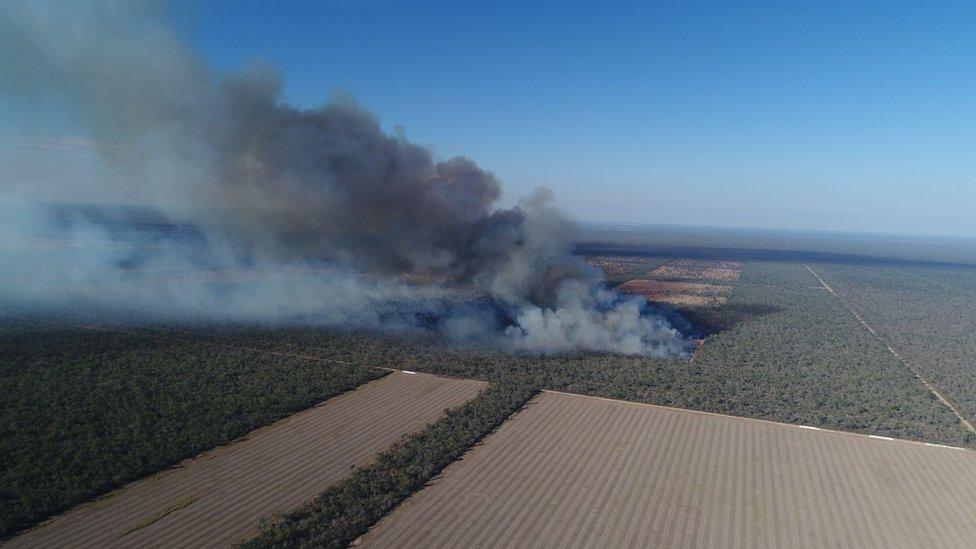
242,382,537,548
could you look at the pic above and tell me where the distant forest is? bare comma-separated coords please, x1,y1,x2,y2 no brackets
5,228,976,540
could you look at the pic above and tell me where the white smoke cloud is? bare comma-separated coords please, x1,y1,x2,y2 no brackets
0,0,692,356
507,281,689,355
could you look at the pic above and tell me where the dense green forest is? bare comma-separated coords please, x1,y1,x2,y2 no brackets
196,261,970,447
242,381,537,548
578,224,976,266
690,261,968,442
230,260,973,544
0,318,383,539
5,248,975,543
814,263,976,426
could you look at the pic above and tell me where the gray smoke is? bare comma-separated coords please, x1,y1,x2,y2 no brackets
0,0,691,356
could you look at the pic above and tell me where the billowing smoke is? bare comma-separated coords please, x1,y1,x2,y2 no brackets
0,0,691,356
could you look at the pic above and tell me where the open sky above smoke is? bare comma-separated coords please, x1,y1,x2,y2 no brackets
0,0,692,357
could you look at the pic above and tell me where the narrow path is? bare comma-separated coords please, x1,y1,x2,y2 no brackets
687,340,703,365
804,264,976,436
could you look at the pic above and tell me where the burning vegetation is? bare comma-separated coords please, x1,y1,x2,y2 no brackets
0,1,693,356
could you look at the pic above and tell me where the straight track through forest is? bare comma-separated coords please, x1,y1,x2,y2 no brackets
804,264,976,437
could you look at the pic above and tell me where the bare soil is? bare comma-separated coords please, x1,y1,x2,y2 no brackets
7,372,486,549
360,390,976,548
648,259,743,282
616,279,732,306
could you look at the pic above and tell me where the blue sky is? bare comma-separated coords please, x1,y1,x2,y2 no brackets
8,1,976,236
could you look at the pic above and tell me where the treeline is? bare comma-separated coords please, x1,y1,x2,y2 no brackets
6,257,974,540
241,381,538,548
688,262,970,445
206,261,973,447
815,263,976,430
0,318,382,539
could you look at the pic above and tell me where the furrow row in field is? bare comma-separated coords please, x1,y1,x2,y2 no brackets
361,390,976,548
8,371,486,548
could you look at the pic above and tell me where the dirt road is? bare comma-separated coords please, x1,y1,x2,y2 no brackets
804,264,976,436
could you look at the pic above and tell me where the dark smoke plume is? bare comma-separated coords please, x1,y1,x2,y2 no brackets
0,0,691,356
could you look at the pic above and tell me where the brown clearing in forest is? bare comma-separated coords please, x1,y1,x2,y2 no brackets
585,255,652,269
616,279,731,306
649,259,743,282
585,255,665,278
610,259,742,307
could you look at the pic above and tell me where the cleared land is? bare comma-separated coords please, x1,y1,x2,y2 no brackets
615,258,741,307
7,371,486,548
243,382,537,548
583,255,671,287
648,258,743,281
0,317,385,539
361,391,976,548
616,279,731,306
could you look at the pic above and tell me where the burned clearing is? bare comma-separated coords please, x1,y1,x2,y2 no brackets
613,258,743,308
359,391,976,548
584,256,745,339
616,279,732,307
583,255,672,288
7,372,485,548
648,258,744,282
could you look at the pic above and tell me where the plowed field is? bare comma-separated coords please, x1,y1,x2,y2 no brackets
7,371,485,548
360,390,976,548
